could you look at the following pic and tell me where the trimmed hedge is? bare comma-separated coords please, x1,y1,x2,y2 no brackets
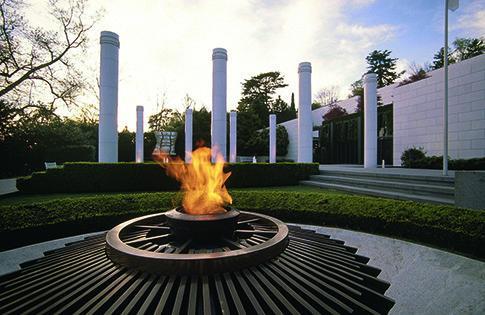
0,191,484,259
401,148,485,170
16,162,319,193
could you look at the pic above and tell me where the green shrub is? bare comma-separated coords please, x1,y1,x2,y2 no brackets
401,148,485,170
45,145,96,163
1,191,483,258
401,147,426,168
17,162,319,193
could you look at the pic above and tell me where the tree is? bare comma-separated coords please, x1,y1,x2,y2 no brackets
290,92,296,113
323,104,347,121
453,37,484,61
314,86,339,107
0,0,100,109
365,49,404,88
237,71,288,128
432,37,484,70
246,125,289,157
348,79,363,98
399,63,431,86
148,108,175,131
432,47,456,69
271,95,296,123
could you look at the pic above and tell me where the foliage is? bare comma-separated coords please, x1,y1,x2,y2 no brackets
311,102,321,110
400,147,426,168
1,190,483,258
398,63,431,86
246,125,289,156
323,104,347,121
236,72,292,155
16,162,318,193
402,154,485,170
237,71,288,125
272,95,296,123
453,37,484,60
0,108,98,177
365,49,405,88
118,127,135,162
236,110,261,156
0,0,100,108
348,79,363,98
314,86,339,107
432,37,484,69
45,145,95,163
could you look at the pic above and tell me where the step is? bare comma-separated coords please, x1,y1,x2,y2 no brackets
309,175,455,197
300,180,455,205
318,170,455,186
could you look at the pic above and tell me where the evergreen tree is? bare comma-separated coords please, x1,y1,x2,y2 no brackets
237,71,288,128
290,93,296,113
432,37,484,70
432,47,456,69
365,50,405,88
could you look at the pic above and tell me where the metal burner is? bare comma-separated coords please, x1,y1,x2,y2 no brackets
106,209,289,275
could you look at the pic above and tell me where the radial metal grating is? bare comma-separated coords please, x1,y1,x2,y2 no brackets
0,222,395,314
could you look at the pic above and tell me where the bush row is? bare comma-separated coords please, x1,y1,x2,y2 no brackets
401,148,485,170
16,162,319,193
0,191,483,258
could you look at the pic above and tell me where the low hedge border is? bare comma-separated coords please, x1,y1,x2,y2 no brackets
0,191,483,259
16,162,319,193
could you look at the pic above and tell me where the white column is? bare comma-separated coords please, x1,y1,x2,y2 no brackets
269,114,276,163
99,31,120,162
298,62,312,163
185,108,193,163
229,111,237,163
211,48,227,162
363,73,378,168
135,106,144,163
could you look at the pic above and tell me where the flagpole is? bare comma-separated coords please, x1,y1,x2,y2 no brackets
443,0,449,176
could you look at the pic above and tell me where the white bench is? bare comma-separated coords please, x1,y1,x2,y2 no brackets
44,162,58,170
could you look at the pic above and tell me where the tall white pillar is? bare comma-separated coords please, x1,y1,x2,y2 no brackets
229,111,237,163
211,48,227,162
99,31,120,162
269,114,276,163
363,73,378,168
185,108,193,163
135,106,144,163
298,62,312,163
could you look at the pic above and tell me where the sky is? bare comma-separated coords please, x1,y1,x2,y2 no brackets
27,0,485,131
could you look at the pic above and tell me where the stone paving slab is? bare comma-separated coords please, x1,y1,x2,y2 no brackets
301,225,485,315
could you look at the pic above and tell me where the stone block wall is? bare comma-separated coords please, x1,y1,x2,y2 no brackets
393,54,485,165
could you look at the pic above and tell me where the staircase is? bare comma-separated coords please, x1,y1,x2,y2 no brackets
300,168,455,205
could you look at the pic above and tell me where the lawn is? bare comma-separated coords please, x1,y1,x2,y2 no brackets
0,185,325,206
0,186,483,259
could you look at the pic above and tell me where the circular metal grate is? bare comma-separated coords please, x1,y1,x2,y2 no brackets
106,209,289,275
0,213,395,314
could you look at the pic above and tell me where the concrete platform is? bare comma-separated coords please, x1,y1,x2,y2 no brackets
0,226,483,314
319,164,455,178
0,178,17,196
302,165,456,205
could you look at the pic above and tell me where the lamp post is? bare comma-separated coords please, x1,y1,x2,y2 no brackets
443,0,459,176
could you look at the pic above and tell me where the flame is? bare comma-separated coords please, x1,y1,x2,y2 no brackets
155,147,232,215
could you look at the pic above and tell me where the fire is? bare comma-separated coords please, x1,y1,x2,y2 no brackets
155,147,232,215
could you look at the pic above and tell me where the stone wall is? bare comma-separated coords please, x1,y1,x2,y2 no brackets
393,54,485,165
